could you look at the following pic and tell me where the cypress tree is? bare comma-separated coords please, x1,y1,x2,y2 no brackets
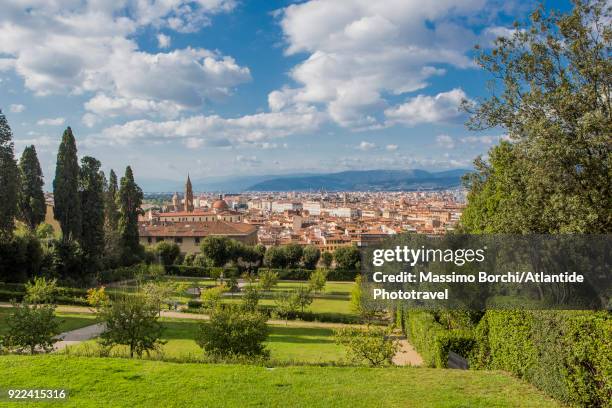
53,127,81,241
0,110,19,241
79,156,105,265
104,169,120,232
118,166,143,263
18,145,46,229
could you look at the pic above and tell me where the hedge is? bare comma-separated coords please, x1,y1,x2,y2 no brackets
401,310,476,368
164,266,359,282
471,310,611,407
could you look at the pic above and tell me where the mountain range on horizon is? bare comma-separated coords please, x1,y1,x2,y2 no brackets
137,169,470,193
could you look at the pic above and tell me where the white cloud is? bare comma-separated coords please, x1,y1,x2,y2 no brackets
436,134,455,149
235,155,261,166
92,106,325,147
385,88,468,126
9,104,26,113
0,1,248,121
37,117,65,126
385,144,398,151
275,0,484,128
460,135,503,145
357,141,376,151
157,33,171,49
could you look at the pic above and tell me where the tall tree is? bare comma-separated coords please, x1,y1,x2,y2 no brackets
118,166,143,263
79,156,105,264
104,169,120,232
53,127,81,240
461,0,611,233
0,110,19,241
18,145,46,229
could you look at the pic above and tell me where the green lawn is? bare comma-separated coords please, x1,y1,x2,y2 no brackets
64,319,346,364
222,297,355,318
0,355,560,407
0,308,97,336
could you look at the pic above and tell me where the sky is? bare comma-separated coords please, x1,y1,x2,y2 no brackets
0,0,570,190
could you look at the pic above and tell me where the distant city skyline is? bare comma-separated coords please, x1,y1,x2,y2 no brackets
0,0,569,187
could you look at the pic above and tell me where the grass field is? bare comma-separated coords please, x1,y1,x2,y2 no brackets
0,308,97,336
0,355,560,407
64,319,346,364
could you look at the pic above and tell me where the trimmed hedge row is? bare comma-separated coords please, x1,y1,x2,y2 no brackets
165,265,359,281
471,310,611,407
401,310,475,368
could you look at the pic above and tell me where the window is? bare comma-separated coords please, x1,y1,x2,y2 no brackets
147,237,152,244
195,237,200,244
175,237,183,244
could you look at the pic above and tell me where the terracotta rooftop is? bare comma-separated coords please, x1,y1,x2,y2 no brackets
139,221,256,237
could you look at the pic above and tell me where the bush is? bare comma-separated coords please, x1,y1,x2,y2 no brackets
308,269,327,293
2,302,60,354
334,326,398,366
97,295,165,358
402,310,476,368
154,241,180,267
470,310,611,407
258,269,278,291
196,305,269,358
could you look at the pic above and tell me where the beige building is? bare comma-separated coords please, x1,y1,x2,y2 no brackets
139,221,257,254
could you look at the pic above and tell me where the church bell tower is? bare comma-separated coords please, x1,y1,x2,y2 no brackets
184,174,194,212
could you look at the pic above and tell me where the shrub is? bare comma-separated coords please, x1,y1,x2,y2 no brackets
196,305,269,358
470,310,611,407
403,310,476,368
334,326,398,367
86,286,109,308
333,246,360,271
154,241,180,267
258,269,278,291
97,295,165,358
308,269,327,293
320,251,333,269
2,302,60,354
242,285,260,312
24,276,58,304
200,285,228,311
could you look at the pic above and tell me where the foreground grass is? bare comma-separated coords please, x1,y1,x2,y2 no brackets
0,308,97,336
0,355,560,407
64,319,345,364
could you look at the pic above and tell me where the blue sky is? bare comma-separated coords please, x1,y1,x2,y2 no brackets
0,0,569,189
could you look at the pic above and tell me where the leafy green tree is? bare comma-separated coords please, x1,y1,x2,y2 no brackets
79,156,105,266
104,169,120,232
308,269,327,294
98,295,164,358
0,110,19,241
196,305,269,358
200,236,232,267
200,284,229,311
274,291,300,323
321,251,333,269
24,276,58,304
35,223,55,240
333,246,361,271
53,127,81,241
2,302,60,354
263,246,287,269
351,275,386,323
18,145,46,229
461,0,611,234
258,269,279,291
155,241,180,267
302,245,320,269
141,281,176,315
334,326,399,367
284,243,303,268
118,166,143,264
293,286,313,314
242,284,260,312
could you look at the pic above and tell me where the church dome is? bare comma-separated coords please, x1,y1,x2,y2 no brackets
212,198,229,210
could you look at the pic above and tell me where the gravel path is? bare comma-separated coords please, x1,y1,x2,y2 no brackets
392,337,424,366
53,323,106,351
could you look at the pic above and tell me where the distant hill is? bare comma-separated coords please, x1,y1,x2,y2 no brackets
246,169,469,192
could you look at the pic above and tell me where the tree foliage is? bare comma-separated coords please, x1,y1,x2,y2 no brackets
200,236,232,267
98,295,164,358
333,246,361,271
461,0,611,233
53,127,81,241
104,169,120,232
0,110,19,241
79,156,105,265
302,245,321,269
18,145,46,229
335,326,399,367
118,166,143,264
2,302,60,354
